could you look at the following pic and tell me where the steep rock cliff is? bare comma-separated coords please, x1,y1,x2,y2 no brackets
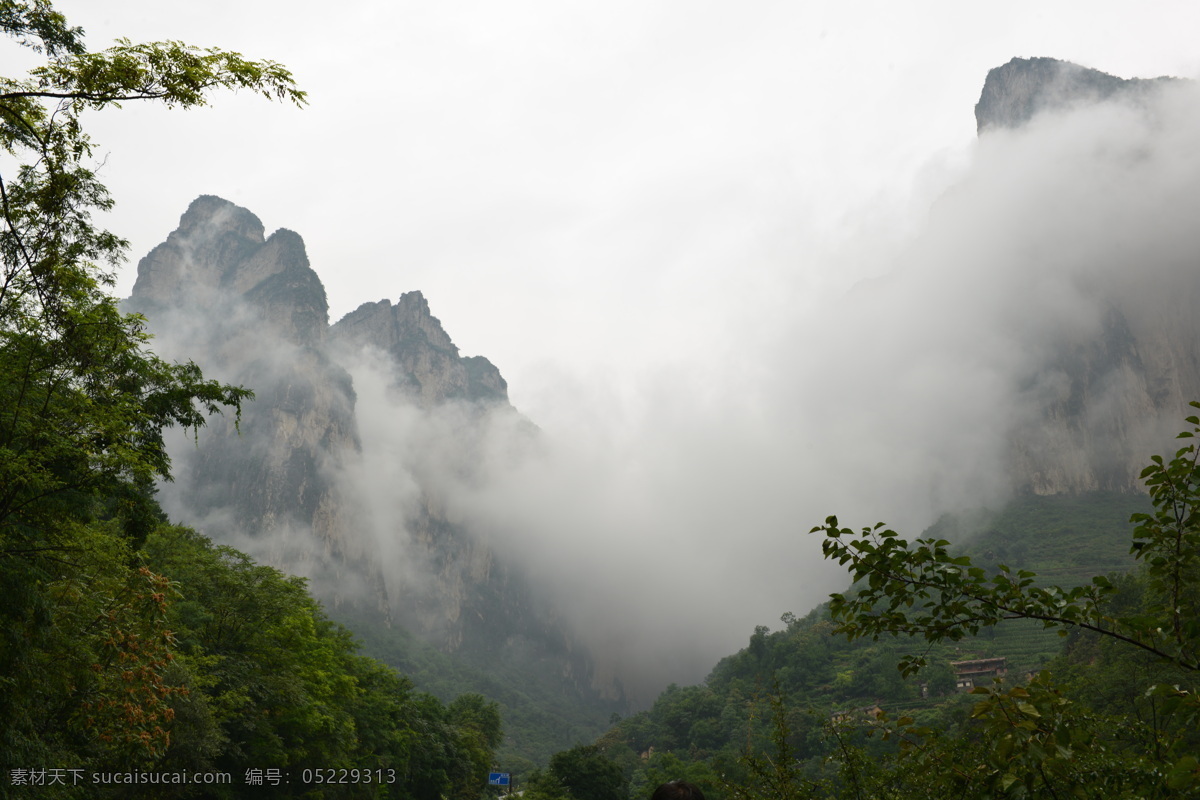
1009,305,1190,494
128,196,614,706
129,196,360,567
975,57,1181,133
972,61,1200,494
331,292,508,406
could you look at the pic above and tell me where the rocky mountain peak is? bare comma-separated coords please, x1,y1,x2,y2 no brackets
131,195,329,345
974,57,1179,134
125,196,615,731
177,193,265,241
332,291,508,407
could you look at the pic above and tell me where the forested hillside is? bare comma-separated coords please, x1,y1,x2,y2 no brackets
6,517,504,798
332,606,618,770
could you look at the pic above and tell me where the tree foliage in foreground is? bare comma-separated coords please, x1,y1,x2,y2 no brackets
811,403,1200,798
0,4,505,797
523,744,630,800
0,0,304,542
0,0,296,775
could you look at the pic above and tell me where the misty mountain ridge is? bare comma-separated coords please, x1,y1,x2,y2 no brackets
829,57,1200,503
968,58,1200,495
589,57,1200,791
122,56,1200,745
126,195,620,736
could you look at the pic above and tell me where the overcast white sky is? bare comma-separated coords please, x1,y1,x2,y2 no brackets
54,1,1200,414
32,2,1200,689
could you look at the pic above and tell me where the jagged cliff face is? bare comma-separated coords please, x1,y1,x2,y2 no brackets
975,57,1181,134
128,196,611,700
973,59,1200,494
130,196,360,565
1009,304,1198,494
332,293,508,407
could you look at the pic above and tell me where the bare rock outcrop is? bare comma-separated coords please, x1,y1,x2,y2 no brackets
975,57,1181,134
331,292,508,407
129,196,359,566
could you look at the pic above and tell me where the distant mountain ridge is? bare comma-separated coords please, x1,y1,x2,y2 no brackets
126,196,620,723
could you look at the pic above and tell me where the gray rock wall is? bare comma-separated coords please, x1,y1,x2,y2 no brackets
974,60,1200,494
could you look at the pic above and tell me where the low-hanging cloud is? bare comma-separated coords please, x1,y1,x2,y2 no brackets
351,79,1200,699
145,78,1200,705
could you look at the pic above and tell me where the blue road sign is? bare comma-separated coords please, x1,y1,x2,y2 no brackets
488,772,511,786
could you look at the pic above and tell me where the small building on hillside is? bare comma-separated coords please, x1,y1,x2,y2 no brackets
950,657,1007,690
830,704,884,724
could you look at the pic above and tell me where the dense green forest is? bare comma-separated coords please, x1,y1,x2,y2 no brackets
5,517,505,798
332,607,615,772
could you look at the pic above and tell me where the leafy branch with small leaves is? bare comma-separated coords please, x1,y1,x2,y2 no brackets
0,0,304,773
0,1,306,553
811,403,1200,796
